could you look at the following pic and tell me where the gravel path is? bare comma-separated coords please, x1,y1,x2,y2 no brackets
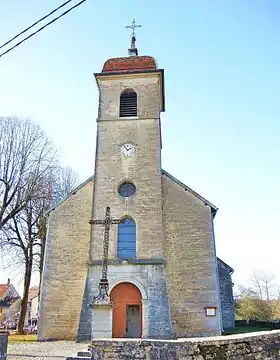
7,341,88,360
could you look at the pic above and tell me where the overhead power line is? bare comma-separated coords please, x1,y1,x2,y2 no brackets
0,0,89,59
0,0,74,50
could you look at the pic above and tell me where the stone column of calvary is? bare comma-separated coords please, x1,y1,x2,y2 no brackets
89,206,121,304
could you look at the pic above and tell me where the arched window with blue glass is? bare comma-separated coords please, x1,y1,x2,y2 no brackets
117,218,136,259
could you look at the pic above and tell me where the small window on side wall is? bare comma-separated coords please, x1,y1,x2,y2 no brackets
205,307,217,317
120,89,137,117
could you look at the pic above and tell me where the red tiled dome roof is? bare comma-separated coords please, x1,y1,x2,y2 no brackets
102,56,157,73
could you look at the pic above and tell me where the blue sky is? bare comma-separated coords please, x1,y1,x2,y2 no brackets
0,0,279,293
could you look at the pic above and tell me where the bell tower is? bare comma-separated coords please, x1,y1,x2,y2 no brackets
77,21,173,341
91,34,165,262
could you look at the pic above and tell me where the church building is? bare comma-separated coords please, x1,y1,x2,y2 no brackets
38,26,234,341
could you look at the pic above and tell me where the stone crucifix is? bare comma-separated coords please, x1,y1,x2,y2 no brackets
89,206,121,304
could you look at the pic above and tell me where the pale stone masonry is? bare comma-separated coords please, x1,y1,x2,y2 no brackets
217,258,235,329
85,330,280,360
162,172,222,337
38,50,235,341
77,263,173,340
38,178,93,340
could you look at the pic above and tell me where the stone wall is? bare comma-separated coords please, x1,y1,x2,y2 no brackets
217,259,235,330
77,262,173,341
92,73,164,263
162,172,222,337
89,331,280,359
79,71,172,341
38,178,93,340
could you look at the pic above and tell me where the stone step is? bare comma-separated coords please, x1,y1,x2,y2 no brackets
77,352,91,357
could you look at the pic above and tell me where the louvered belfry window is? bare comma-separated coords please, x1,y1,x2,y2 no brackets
120,89,137,117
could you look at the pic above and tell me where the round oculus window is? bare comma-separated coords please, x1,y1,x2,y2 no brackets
118,182,136,198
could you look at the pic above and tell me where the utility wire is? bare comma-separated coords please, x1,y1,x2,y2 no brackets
0,0,89,59
0,0,74,50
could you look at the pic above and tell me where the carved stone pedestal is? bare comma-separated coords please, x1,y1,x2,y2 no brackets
91,301,113,338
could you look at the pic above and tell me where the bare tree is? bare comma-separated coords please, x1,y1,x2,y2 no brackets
1,166,78,334
251,271,280,301
2,206,39,332
235,285,272,321
235,271,280,322
51,166,78,205
0,116,56,230
0,116,57,333
0,116,79,333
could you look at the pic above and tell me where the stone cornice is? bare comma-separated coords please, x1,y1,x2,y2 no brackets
88,258,166,266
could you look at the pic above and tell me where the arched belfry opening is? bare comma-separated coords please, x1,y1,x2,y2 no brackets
110,282,142,338
119,89,137,117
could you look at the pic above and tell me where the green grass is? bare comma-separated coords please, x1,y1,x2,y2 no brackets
223,326,272,335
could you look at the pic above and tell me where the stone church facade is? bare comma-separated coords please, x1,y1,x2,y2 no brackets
38,44,234,341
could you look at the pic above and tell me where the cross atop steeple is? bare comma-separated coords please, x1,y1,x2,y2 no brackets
125,17,142,38
125,17,142,56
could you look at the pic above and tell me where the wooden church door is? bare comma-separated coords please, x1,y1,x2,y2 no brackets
111,282,142,338
126,305,140,338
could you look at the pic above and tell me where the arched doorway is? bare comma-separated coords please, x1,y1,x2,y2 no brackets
110,282,142,338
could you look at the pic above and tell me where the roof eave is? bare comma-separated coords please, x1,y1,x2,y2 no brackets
94,68,163,77
45,175,94,215
217,257,234,274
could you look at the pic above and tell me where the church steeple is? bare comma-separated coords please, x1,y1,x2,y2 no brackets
125,17,142,56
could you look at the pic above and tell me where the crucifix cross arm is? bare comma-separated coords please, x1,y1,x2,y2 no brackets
111,219,121,224
125,23,142,30
89,219,103,225
90,207,121,227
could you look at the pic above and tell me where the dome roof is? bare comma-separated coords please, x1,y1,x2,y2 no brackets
102,56,157,73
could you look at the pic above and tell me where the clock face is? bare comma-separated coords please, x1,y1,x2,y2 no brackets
121,143,135,157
